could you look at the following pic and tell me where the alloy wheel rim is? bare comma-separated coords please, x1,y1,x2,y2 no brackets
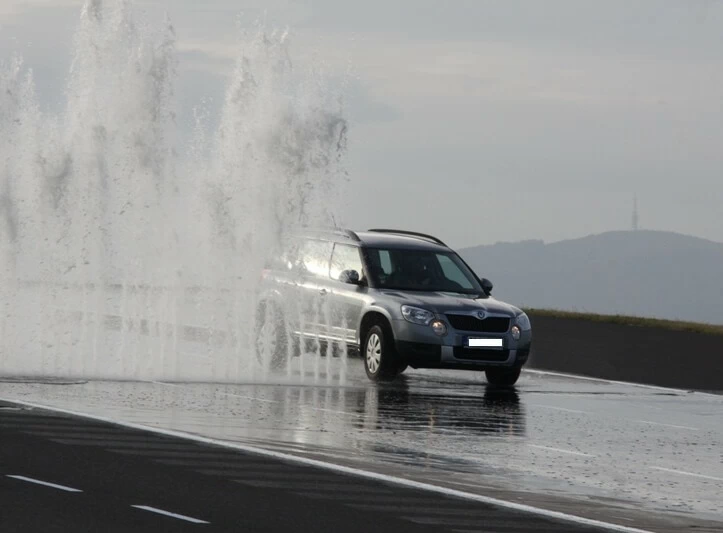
366,333,382,373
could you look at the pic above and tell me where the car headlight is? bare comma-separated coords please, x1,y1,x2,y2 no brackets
515,312,531,331
401,305,435,326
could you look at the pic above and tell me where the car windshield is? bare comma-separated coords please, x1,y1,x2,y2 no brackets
364,247,483,294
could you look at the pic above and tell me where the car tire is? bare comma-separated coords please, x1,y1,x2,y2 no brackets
485,366,521,387
255,303,288,371
363,324,400,382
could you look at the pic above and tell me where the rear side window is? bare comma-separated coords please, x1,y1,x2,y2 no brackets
330,244,363,281
299,239,333,278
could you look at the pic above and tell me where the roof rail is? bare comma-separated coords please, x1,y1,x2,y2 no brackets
367,229,447,247
295,227,361,242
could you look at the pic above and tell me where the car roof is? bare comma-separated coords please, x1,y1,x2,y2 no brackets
355,231,450,252
291,228,451,252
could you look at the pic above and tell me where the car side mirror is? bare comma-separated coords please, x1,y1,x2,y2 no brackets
339,269,361,285
481,278,493,295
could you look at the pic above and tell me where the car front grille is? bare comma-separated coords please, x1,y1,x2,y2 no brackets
453,347,510,362
446,314,510,333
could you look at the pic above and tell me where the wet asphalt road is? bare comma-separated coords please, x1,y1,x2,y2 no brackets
0,399,612,533
1,366,722,533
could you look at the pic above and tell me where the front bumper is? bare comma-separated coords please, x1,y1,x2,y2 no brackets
392,318,532,370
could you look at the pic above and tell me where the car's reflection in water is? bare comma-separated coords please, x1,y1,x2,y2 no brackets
349,377,526,438
230,373,527,473
343,378,527,471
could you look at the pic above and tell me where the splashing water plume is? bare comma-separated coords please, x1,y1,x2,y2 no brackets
0,1,349,382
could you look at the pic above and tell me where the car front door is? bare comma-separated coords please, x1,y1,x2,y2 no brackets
329,243,366,347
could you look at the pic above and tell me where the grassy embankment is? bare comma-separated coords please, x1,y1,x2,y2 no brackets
524,308,723,337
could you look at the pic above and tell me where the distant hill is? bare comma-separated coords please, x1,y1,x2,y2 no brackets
459,230,723,325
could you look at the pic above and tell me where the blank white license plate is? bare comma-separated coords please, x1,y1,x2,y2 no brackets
467,338,504,349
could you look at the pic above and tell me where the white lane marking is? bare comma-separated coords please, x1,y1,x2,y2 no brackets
535,405,702,431
6,475,82,493
528,445,594,458
634,420,699,431
649,467,723,482
131,505,209,524
1,397,656,533
533,404,589,415
524,369,721,397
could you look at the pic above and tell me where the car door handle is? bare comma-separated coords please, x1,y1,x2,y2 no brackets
319,288,328,295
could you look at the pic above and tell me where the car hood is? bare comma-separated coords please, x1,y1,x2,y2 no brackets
376,290,522,317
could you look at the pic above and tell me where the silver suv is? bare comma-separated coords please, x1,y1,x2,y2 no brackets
256,228,532,386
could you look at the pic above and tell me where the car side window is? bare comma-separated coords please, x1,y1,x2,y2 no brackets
330,244,363,281
437,254,474,289
299,239,333,278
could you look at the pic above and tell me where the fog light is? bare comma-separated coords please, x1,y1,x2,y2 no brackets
431,320,447,336
511,325,521,340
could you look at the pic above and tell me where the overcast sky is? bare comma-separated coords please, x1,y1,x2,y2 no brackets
2,0,722,248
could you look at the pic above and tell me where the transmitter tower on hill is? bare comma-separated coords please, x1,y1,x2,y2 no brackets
632,194,639,231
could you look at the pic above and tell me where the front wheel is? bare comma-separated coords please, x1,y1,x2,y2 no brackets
363,324,400,381
485,366,521,387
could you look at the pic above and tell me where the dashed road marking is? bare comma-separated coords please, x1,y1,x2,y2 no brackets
649,467,723,482
528,445,594,458
634,420,699,431
6,475,82,493
524,369,719,396
533,404,590,415
131,505,209,524
534,405,703,432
